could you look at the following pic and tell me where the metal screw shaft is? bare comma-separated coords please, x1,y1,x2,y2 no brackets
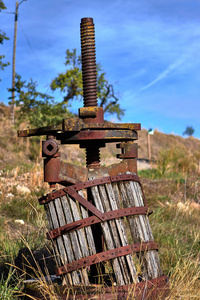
86,147,100,168
80,18,98,107
80,18,101,168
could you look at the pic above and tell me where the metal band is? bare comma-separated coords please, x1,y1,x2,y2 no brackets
105,275,169,292
39,173,147,221
55,241,158,276
39,174,141,205
47,206,150,240
60,276,169,299
66,186,105,220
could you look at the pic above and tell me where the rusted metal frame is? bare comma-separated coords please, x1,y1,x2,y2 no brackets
59,129,138,144
44,155,61,188
46,206,150,240
18,119,141,138
17,124,63,137
60,161,88,184
63,119,141,131
84,122,141,131
116,142,138,159
55,241,158,276
79,107,103,119
39,174,142,205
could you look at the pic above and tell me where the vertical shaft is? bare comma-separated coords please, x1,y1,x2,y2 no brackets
80,18,100,168
80,18,98,107
86,146,100,168
11,1,18,124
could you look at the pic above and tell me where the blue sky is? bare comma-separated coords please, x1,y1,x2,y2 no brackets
1,0,200,138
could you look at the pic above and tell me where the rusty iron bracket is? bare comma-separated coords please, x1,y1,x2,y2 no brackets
116,141,138,159
47,206,150,240
55,241,159,276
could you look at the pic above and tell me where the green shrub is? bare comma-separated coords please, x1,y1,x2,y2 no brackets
157,144,196,175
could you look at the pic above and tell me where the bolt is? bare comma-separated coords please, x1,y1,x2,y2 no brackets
42,139,58,157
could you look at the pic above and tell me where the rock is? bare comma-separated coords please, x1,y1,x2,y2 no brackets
190,201,200,210
14,246,56,279
15,219,25,225
6,193,14,198
177,202,187,211
16,185,31,195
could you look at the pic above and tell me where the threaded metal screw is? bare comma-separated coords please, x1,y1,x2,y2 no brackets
80,18,98,107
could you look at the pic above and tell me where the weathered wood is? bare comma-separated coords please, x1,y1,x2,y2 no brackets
78,190,96,256
98,183,130,283
61,195,89,285
109,183,139,283
44,168,162,286
89,169,141,285
130,178,162,278
115,180,148,280
44,201,72,285
88,176,125,286
44,203,61,267
89,169,162,284
44,189,97,285
53,197,81,284
118,172,162,279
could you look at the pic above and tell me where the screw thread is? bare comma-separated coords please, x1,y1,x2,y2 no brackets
86,147,100,168
80,18,98,107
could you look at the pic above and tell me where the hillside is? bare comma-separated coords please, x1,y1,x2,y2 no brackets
0,106,200,168
138,129,200,159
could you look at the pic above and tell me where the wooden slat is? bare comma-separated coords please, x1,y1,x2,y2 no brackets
78,190,96,256
53,197,81,284
44,189,97,285
89,178,125,285
98,183,130,283
44,201,72,285
44,203,61,267
109,182,139,283
61,195,89,285
118,172,162,279
88,169,141,285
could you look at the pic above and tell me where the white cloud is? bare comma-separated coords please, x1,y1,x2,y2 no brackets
140,56,186,92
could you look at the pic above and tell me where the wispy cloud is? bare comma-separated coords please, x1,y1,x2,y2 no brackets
140,55,186,92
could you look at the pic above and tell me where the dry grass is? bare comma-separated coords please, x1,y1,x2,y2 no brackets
0,161,50,273
166,253,200,299
5,175,197,299
138,129,200,160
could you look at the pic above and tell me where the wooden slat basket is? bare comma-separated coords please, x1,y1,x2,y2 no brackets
39,169,168,299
